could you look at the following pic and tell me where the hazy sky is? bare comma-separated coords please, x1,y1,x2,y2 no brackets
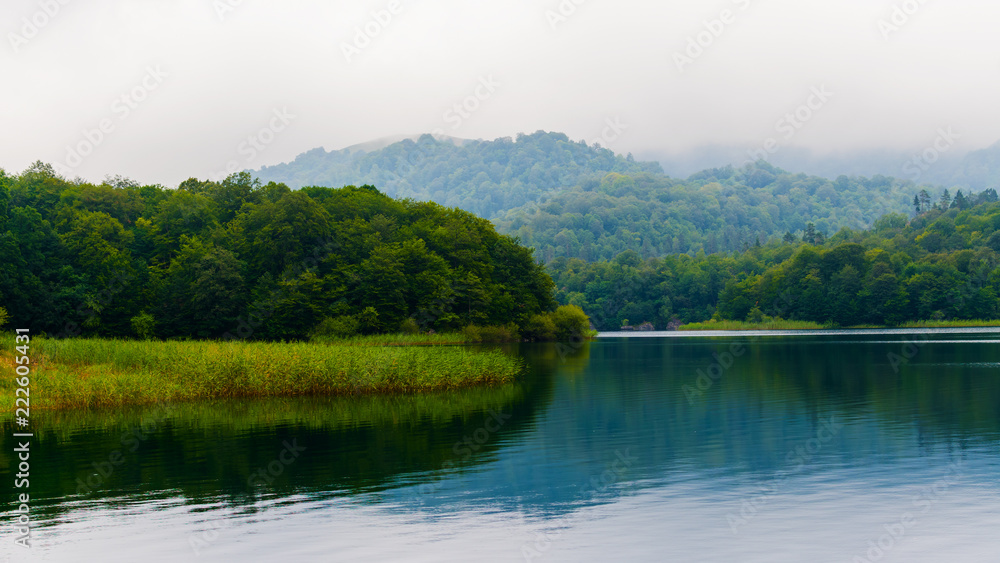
3,0,998,186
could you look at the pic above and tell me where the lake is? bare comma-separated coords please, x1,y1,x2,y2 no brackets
4,329,1000,562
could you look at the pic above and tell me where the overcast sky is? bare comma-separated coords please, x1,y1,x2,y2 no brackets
2,0,998,186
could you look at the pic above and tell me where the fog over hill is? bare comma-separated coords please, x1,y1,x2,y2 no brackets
250,131,1000,261
253,131,661,218
647,139,1000,190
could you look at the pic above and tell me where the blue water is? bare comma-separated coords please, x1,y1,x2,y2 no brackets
4,330,1000,562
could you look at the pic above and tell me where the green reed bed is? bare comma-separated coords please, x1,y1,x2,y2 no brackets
0,336,523,411
311,332,469,346
678,319,826,331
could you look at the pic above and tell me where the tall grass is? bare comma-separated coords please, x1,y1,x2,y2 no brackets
311,326,526,346
0,336,523,411
678,319,826,331
311,332,469,346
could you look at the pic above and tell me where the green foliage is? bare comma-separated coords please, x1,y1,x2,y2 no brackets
0,336,523,410
255,131,661,218
399,317,421,335
495,164,984,261
358,306,380,334
0,307,8,329
551,200,1000,329
550,304,591,340
521,314,556,341
461,323,520,343
2,168,555,340
312,316,360,339
130,312,156,340
679,319,825,331
517,306,591,341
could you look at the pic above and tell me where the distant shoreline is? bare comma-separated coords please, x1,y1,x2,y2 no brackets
678,320,1000,332
599,325,1000,337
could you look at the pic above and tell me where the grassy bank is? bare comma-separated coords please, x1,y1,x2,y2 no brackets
678,320,826,331
0,336,523,411
311,332,470,346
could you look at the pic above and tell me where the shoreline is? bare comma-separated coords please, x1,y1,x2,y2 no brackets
599,326,1000,337
675,320,1000,332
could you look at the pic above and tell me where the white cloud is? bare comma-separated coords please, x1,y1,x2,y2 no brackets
1,0,997,185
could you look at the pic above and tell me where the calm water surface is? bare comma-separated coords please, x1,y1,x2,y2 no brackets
4,329,1000,562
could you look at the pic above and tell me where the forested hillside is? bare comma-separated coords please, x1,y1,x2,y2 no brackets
255,131,660,218
7,134,998,338
549,192,1000,329
255,131,962,262
0,163,556,340
496,163,927,260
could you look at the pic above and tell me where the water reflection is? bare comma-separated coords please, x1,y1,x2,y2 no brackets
2,332,1000,562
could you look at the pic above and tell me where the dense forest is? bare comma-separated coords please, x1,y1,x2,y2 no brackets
549,191,1000,329
254,131,961,261
5,133,1000,338
496,163,924,260
0,163,562,340
255,131,661,218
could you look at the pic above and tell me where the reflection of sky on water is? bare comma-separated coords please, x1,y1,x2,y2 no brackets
4,331,1000,562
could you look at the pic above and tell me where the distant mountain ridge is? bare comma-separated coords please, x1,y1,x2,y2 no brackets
252,130,1000,261
339,133,476,155
646,141,1000,190
253,131,661,218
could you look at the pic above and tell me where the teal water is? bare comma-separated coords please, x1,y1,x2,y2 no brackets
3,329,1000,562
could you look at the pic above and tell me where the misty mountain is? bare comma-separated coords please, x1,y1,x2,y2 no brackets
253,131,661,218
495,162,935,261
647,141,1000,190
251,130,1000,261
